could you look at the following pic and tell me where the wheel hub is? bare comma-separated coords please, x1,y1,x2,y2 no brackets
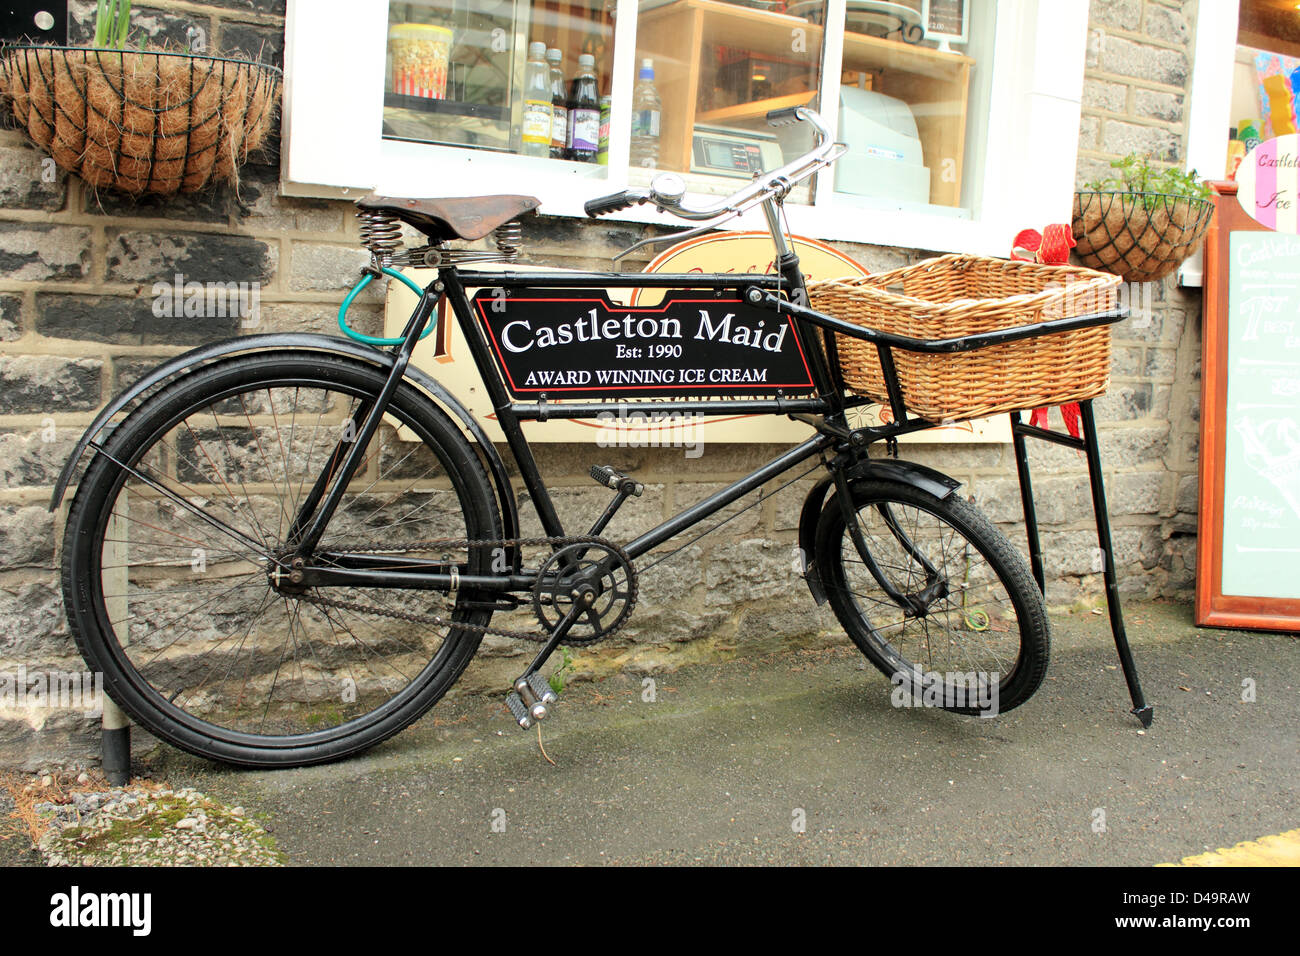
268,555,309,595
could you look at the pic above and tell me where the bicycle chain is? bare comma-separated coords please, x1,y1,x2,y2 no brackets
294,534,637,645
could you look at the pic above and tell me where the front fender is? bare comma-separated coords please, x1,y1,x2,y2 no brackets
796,456,962,606
48,333,520,546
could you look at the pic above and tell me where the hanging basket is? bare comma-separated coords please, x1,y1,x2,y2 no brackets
0,44,279,197
1072,190,1214,283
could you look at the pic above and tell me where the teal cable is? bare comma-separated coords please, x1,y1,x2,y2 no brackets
337,267,434,346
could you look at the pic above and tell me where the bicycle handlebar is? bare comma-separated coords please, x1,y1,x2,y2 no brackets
583,189,648,218
584,106,842,223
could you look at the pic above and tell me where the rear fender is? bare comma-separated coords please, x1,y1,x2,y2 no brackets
48,333,521,553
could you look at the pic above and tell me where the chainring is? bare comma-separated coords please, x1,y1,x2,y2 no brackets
531,540,637,646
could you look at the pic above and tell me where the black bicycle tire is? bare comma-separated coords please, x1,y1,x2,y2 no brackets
815,479,1050,715
62,351,501,767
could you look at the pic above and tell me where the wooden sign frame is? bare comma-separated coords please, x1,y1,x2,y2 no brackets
1197,181,1300,631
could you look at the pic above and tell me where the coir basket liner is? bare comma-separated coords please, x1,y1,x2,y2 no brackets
807,254,1121,423
0,45,278,196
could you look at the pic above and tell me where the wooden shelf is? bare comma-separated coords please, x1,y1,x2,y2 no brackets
636,0,973,207
384,93,506,122
696,90,815,125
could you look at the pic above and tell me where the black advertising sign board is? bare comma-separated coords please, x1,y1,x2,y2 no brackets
472,289,817,399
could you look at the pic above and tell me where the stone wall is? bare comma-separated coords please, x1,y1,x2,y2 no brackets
0,0,1205,768
1072,0,1203,598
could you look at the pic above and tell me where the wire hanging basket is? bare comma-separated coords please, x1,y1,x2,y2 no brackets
1072,190,1214,284
0,44,279,197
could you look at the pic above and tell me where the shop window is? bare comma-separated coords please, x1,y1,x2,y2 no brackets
283,1,1089,256
1227,0,1300,178
383,1,617,158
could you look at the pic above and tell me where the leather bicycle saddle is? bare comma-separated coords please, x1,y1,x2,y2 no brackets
355,194,541,242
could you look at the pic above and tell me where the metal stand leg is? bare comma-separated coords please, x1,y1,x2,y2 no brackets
1010,411,1046,594
1009,403,1153,727
1078,400,1153,727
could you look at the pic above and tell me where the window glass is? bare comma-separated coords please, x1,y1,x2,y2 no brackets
633,0,828,201
384,0,615,160
830,0,994,215
1228,0,1300,178
376,0,997,216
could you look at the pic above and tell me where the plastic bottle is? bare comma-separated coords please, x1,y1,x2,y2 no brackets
521,41,552,157
597,95,611,165
547,48,567,160
566,53,600,163
630,58,661,168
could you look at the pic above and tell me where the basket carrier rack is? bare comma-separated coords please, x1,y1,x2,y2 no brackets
1011,402,1154,727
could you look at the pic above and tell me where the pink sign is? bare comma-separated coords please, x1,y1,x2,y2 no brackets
1237,134,1300,233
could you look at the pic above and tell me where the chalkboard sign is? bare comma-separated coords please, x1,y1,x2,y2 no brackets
923,0,968,45
1198,182,1300,630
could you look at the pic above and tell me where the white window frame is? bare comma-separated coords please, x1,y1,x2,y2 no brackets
1177,0,1240,287
282,0,1090,256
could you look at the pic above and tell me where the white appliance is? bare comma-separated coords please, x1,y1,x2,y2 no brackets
834,87,931,204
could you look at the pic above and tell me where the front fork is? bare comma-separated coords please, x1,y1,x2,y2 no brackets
829,460,948,617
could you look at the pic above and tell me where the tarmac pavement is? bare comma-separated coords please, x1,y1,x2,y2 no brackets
132,598,1298,866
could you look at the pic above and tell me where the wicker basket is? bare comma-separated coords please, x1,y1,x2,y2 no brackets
807,254,1122,423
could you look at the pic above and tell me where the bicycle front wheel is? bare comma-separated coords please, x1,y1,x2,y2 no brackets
815,479,1049,715
62,352,500,767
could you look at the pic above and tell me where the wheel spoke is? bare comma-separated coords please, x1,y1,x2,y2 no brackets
67,356,496,764
819,484,1047,714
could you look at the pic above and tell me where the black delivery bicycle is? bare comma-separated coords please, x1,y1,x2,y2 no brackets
53,108,1126,767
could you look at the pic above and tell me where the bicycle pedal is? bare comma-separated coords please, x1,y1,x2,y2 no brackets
590,464,643,497
505,691,533,729
509,674,554,727
526,671,558,706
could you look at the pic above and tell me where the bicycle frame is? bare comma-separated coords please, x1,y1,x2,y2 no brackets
290,195,1126,598
295,200,853,590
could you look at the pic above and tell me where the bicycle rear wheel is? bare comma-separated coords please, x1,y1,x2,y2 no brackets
815,479,1049,715
62,352,500,767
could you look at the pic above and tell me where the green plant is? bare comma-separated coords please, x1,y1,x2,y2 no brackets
1083,153,1212,209
93,0,133,49
548,648,575,695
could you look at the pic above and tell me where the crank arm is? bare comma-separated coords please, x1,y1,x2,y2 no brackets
522,596,588,678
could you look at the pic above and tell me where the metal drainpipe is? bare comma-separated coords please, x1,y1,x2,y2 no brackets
101,507,130,785
101,702,130,786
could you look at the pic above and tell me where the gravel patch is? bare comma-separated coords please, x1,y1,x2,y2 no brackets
34,784,284,867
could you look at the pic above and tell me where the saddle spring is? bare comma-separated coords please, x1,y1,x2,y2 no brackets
358,210,404,265
493,219,524,258
357,211,525,269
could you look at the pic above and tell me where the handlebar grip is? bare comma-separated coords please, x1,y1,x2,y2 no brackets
585,190,643,218
766,106,805,128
